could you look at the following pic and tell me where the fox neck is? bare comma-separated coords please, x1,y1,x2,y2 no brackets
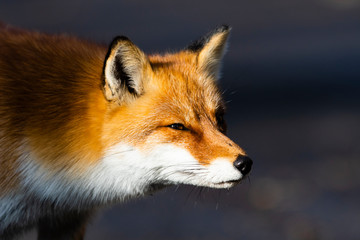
17,142,170,209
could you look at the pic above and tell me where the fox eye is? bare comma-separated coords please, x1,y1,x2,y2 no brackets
168,123,187,130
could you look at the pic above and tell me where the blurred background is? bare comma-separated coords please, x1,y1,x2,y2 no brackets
1,0,360,239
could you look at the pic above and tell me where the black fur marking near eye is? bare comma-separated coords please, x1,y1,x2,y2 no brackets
215,107,227,134
186,25,230,52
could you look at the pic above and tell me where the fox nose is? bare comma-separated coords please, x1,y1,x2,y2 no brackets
233,155,253,175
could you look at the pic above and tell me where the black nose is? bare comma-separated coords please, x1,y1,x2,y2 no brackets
233,156,253,175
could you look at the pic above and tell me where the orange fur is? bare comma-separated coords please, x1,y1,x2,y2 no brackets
0,26,107,194
0,24,252,240
0,25,246,195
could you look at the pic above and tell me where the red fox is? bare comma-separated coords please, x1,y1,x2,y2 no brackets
0,24,252,240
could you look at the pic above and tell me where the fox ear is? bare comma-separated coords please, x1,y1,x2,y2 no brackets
102,36,150,103
187,25,231,80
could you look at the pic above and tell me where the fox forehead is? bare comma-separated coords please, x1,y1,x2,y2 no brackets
147,52,224,123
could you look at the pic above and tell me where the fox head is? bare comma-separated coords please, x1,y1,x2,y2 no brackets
93,26,252,198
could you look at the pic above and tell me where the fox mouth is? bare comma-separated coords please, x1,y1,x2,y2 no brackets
210,178,242,188
153,176,243,189
223,179,242,184
147,183,168,193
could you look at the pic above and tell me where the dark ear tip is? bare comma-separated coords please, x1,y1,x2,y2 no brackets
103,35,132,76
112,35,131,42
109,36,131,49
217,24,231,33
186,24,231,52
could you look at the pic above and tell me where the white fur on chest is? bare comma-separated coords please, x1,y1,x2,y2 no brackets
1,142,243,234
13,142,242,210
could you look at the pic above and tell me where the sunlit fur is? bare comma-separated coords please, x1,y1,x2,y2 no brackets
0,24,248,239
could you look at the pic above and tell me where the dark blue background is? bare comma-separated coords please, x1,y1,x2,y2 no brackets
1,0,359,239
